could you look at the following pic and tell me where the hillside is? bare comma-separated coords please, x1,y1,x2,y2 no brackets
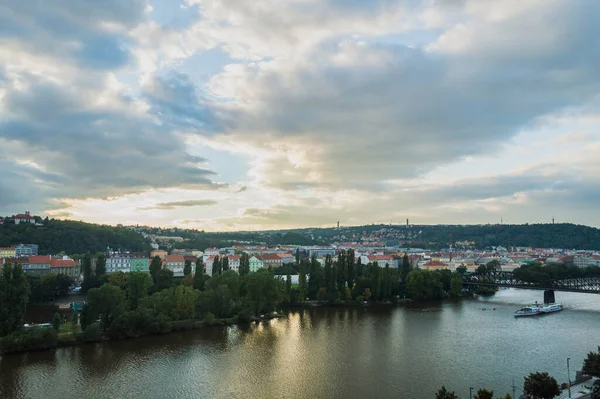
0,220,151,255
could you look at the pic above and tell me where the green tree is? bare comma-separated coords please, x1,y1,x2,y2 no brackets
486,259,501,272
71,312,79,327
474,388,493,399
239,253,250,276
193,260,206,291
183,260,192,276
523,372,560,399
0,263,30,337
346,249,355,289
324,255,335,295
85,283,126,331
245,269,280,315
285,271,292,303
155,269,174,291
174,285,199,320
406,269,444,300
298,260,307,303
82,253,93,279
583,346,600,377
435,386,459,399
212,256,222,276
456,265,468,275
149,256,163,283
382,264,393,300
127,271,152,310
401,253,411,282
52,312,62,331
108,271,129,291
449,273,463,297
308,254,322,299
96,253,107,276
222,256,229,272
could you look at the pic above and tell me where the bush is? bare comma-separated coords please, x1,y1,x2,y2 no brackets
81,324,103,342
237,308,252,323
0,328,58,354
204,312,216,325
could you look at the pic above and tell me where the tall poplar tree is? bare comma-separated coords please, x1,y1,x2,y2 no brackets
149,256,163,283
193,260,206,291
95,253,107,276
212,256,222,276
82,253,93,279
346,249,355,289
298,260,307,303
222,256,229,272
184,260,192,276
239,253,250,276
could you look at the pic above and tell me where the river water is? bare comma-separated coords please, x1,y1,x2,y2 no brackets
1,289,599,399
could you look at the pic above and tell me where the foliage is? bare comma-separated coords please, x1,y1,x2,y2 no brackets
435,386,459,399
81,323,103,342
298,260,307,303
155,269,174,291
406,269,444,300
0,263,30,337
583,346,600,377
127,271,152,310
523,372,560,399
52,313,62,331
212,256,222,276
244,269,281,315
96,253,107,276
0,328,58,354
193,260,206,291
0,219,150,254
84,283,126,331
239,253,250,276
474,388,493,399
149,256,163,283
82,253,93,279
184,260,192,276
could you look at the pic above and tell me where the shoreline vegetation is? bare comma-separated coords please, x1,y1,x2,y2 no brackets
9,253,585,356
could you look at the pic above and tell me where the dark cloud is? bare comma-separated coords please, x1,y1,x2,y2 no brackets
139,199,218,210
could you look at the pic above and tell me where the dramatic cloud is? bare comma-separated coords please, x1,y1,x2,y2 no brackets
1,0,599,229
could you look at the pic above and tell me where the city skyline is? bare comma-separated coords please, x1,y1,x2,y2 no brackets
2,1,600,231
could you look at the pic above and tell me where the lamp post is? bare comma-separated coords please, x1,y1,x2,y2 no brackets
470,387,474,399
567,357,572,399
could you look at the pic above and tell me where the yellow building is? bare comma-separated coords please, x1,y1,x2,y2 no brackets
0,247,16,258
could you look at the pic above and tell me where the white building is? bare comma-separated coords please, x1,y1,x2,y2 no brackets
106,253,132,274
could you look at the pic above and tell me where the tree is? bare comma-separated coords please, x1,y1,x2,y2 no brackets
449,273,463,297
245,269,280,315
85,283,126,331
308,255,322,299
435,386,459,399
96,253,107,276
583,346,600,377
174,286,199,320
298,260,307,303
486,259,501,272
477,264,488,275
193,261,206,291
239,253,250,277
523,372,560,399
406,269,444,300
456,265,468,275
285,271,292,303
52,312,62,331
0,263,30,337
212,256,222,276
222,256,229,272
184,260,192,277
82,253,93,279
149,256,163,283
401,253,411,282
346,249,355,289
127,271,152,310
474,388,493,399
108,271,129,291
155,269,174,291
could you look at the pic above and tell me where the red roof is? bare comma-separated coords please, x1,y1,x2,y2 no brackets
277,253,293,258
368,255,392,261
424,261,448,267
29,255,52,264
166,255,185,262
14,214,34,219
260,254,282,261
51,259,76,267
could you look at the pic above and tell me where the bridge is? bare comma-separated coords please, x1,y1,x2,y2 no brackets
462,271,600,301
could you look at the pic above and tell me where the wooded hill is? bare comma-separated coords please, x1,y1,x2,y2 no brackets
0,220,151,255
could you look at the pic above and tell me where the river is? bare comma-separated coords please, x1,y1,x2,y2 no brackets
1,289,599,399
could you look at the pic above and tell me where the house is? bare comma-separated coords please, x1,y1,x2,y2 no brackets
25,255,53,275
51,257,79,278
249,256,264,272
224,255,241,273
360,255,397,268
130,253,150,272
422,260,450,271
14,211,35,225
0,247,16,258
260,253,283,269
106,253,132,274
277,253,295,264
205,247,220,256
15,244,39,257
150,250,168,260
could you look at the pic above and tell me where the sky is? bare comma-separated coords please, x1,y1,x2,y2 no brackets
1,0,600,231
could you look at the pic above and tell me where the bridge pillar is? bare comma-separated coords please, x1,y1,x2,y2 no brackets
544,289,555,304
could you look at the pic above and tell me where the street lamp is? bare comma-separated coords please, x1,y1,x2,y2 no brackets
470,387,474,399
567,357,572,399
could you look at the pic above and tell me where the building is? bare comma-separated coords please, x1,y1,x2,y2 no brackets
50,257,79,278
0,247,16,258
305,247,336,258
277,253,295,264
25,255,53,275
15,244,39,257
422,260,450,271
165,255,185,269
249,256,264,273
14,211,36,224
205,248,220,256
260,253,283,269
225,255,240,273
106,253,132,274
360,255,397,268
150,250,168,260
130,253,150,272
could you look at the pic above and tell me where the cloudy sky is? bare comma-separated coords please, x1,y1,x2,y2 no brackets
1,0,600,231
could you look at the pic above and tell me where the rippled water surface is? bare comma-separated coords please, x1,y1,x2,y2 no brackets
1,289,599,399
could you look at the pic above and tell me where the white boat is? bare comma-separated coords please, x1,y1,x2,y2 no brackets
514,305,542,317
540,303,563,314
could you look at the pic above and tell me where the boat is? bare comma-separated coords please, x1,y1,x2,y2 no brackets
514,305,542,317
540,303,563,314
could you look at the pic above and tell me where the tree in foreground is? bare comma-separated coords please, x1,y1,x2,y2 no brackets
52,312,62,331
239,253,250,277
183,260,192,277
474,388,493,399
435,386,459,399
95,253,107,276
84,283,126,331
0,263,30,337
583,346,600,377
149,256,163,283
523,372,560,399
193,261,206,291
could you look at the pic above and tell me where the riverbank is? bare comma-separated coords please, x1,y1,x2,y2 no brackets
0,311,285,356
